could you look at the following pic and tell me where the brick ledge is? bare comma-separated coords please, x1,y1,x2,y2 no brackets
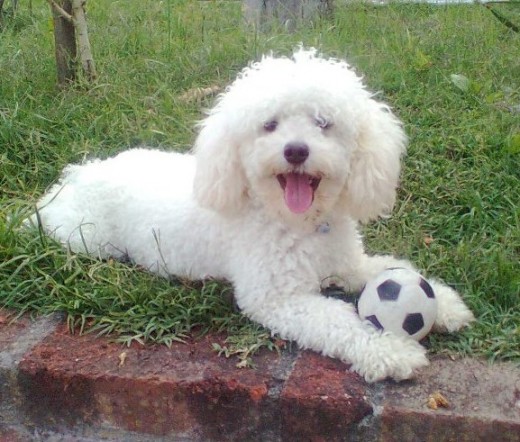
1,313,519,441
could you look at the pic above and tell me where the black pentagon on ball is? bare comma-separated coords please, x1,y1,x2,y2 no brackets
419,278,435,299
377,279,401,301
402,313,425,335
365,315,384,330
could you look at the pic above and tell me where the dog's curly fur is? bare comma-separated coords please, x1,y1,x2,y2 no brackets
33,48,474,382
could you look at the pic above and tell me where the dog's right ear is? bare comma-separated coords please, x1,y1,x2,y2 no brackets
192,112,248,213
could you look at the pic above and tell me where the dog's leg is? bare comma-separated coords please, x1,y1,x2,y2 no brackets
350,254,475,332
233,278,428,382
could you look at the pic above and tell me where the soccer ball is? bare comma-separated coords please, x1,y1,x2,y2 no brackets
357,268,438,341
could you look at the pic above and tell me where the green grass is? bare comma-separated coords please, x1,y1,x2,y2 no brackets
1,1,519,364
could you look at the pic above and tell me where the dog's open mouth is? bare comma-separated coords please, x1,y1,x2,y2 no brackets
277,172,321,214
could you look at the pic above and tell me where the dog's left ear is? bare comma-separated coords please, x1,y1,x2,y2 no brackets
192,112,248,213
344,102,407,222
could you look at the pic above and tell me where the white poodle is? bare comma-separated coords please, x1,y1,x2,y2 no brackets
33,48,474,382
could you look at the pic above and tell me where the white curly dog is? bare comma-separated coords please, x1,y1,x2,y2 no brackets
33,48,474,382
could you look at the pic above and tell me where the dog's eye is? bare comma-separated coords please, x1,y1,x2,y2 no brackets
315,116,332,129
263,120,278,132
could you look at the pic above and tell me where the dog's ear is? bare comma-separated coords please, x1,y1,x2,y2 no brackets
344,102,407,222
192,113,248,212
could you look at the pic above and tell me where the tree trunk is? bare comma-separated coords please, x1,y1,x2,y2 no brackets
244,0,333,30
0,0,5,27
48,0,96,85
71,0,96,81
51,0,77,85
0,0,18,27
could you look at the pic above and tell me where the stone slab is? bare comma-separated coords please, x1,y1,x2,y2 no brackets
380,355,520,442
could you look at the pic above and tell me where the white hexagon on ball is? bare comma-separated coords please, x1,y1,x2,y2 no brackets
357,268,438,341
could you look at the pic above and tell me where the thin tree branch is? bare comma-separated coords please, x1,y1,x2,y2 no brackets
48,0,74,23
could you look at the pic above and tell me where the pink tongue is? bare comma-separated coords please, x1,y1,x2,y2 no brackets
284,173,314,213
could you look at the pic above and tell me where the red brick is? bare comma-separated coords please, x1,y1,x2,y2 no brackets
0,313,28,351
0,427,29,442
18,325,284,440
281,351,372,441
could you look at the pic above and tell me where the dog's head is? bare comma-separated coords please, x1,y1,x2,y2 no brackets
193,48,406,229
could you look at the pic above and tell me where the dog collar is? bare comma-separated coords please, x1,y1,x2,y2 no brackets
316,222,330,234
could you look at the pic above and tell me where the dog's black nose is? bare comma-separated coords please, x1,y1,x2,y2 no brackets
284,142,309,165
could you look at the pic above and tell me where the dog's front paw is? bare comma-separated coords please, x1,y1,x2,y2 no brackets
430,281,475,333
433,303,475,333
351,332,429,383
